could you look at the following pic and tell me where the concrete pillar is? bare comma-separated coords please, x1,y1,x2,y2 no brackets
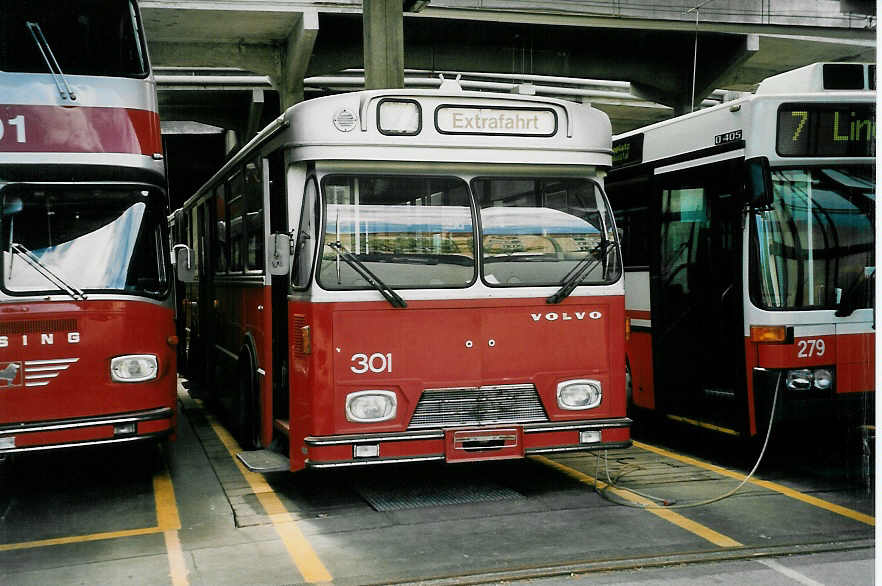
363,0,404,89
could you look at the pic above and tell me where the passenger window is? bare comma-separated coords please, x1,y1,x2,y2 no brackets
213,188,228,274
244,159,265,272
608,176,651,268
228,171,245,272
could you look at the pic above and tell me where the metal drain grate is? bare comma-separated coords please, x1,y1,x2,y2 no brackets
355,477,523,512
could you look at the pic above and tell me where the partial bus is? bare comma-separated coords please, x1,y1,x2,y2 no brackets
0,1,176,457
607,63,874,437
171,81,631,471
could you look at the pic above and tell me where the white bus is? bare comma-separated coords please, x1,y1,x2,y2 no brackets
607,62,874,438
171,81,631,471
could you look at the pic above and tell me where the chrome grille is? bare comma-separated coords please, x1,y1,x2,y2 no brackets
408,384,548,429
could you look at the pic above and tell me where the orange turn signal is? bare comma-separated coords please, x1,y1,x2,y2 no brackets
167,335,179,347
625,317,631,342
749,325,788,343
301,325,312,355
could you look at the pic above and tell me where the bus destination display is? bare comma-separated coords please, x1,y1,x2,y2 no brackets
777,104,875,157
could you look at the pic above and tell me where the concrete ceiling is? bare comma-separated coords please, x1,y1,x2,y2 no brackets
142,4,874,126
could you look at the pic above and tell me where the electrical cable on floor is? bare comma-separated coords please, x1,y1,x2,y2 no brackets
595,372,782,510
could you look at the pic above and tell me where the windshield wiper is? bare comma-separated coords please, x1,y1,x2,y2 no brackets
9,242,87,301
26,21,77,102
327,241,406,308
546,240,615,304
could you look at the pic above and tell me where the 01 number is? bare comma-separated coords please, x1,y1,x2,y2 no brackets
350,352,392,374
0,115,26,143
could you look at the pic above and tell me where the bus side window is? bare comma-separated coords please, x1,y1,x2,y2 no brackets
245,158,264,272
213,187,228,274
608,176,651,268
191,206,201,275
228,170,245,272
292,177,318,289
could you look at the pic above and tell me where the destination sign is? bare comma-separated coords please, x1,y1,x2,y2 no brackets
776,103,875,157
612,134,643,168
436,106,556,136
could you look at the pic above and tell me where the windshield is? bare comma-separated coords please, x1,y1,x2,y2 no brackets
1,187,168,297
473,177,620,287
751,167,875,310
319,175,475,290
0,0,148,78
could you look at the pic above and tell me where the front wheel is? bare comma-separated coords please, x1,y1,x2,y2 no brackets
237,354,262,450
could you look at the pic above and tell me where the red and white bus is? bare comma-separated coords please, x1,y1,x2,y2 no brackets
171,81,631,471
0,1,176,457
607,63,875,437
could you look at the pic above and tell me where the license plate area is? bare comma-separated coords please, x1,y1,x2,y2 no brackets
445,427,524,463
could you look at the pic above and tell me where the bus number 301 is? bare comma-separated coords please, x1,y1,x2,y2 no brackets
0,116,26,143
351,353,393,374
797,339,825,358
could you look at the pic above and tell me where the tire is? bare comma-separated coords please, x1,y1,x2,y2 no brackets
237,353,262,450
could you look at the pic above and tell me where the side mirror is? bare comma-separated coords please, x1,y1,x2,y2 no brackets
746,157,773,208
2,196,23,216
174,244,196,283
268,233,292,276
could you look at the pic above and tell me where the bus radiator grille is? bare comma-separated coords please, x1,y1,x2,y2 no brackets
407,384,549,429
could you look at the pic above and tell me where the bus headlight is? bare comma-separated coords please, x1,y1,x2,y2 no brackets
785,369,813,391
110,355,158,383
557,379,602,410
345,390,397,422
812,369,834,390
784,368,834,391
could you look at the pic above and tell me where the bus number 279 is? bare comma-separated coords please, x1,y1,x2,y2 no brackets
351,353,393,374
797,339,825,358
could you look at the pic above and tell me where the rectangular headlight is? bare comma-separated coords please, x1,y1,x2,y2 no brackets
110,355,159,383
345,390,397,422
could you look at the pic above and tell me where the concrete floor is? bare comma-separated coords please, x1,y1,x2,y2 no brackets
0,381,874,586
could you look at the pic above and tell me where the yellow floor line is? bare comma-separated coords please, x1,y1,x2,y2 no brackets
154,463,189,586
634,440,875,526
531,455,742,548
205,413,333,584
0,526,163,552
0,454,188,556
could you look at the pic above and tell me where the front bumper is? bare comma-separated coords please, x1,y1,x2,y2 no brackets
753,368,874,434
0,407,174,455
304,417,632,469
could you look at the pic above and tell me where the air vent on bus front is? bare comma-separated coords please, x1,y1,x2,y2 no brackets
407,383,549,429
0,319,78,335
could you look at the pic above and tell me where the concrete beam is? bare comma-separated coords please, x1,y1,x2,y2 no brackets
150,41,280,79
414,6,876,41
690,33,760,109
632,32,759,115
280,11,319,107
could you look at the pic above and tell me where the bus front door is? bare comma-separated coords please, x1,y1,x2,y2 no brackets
651,160,747,434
